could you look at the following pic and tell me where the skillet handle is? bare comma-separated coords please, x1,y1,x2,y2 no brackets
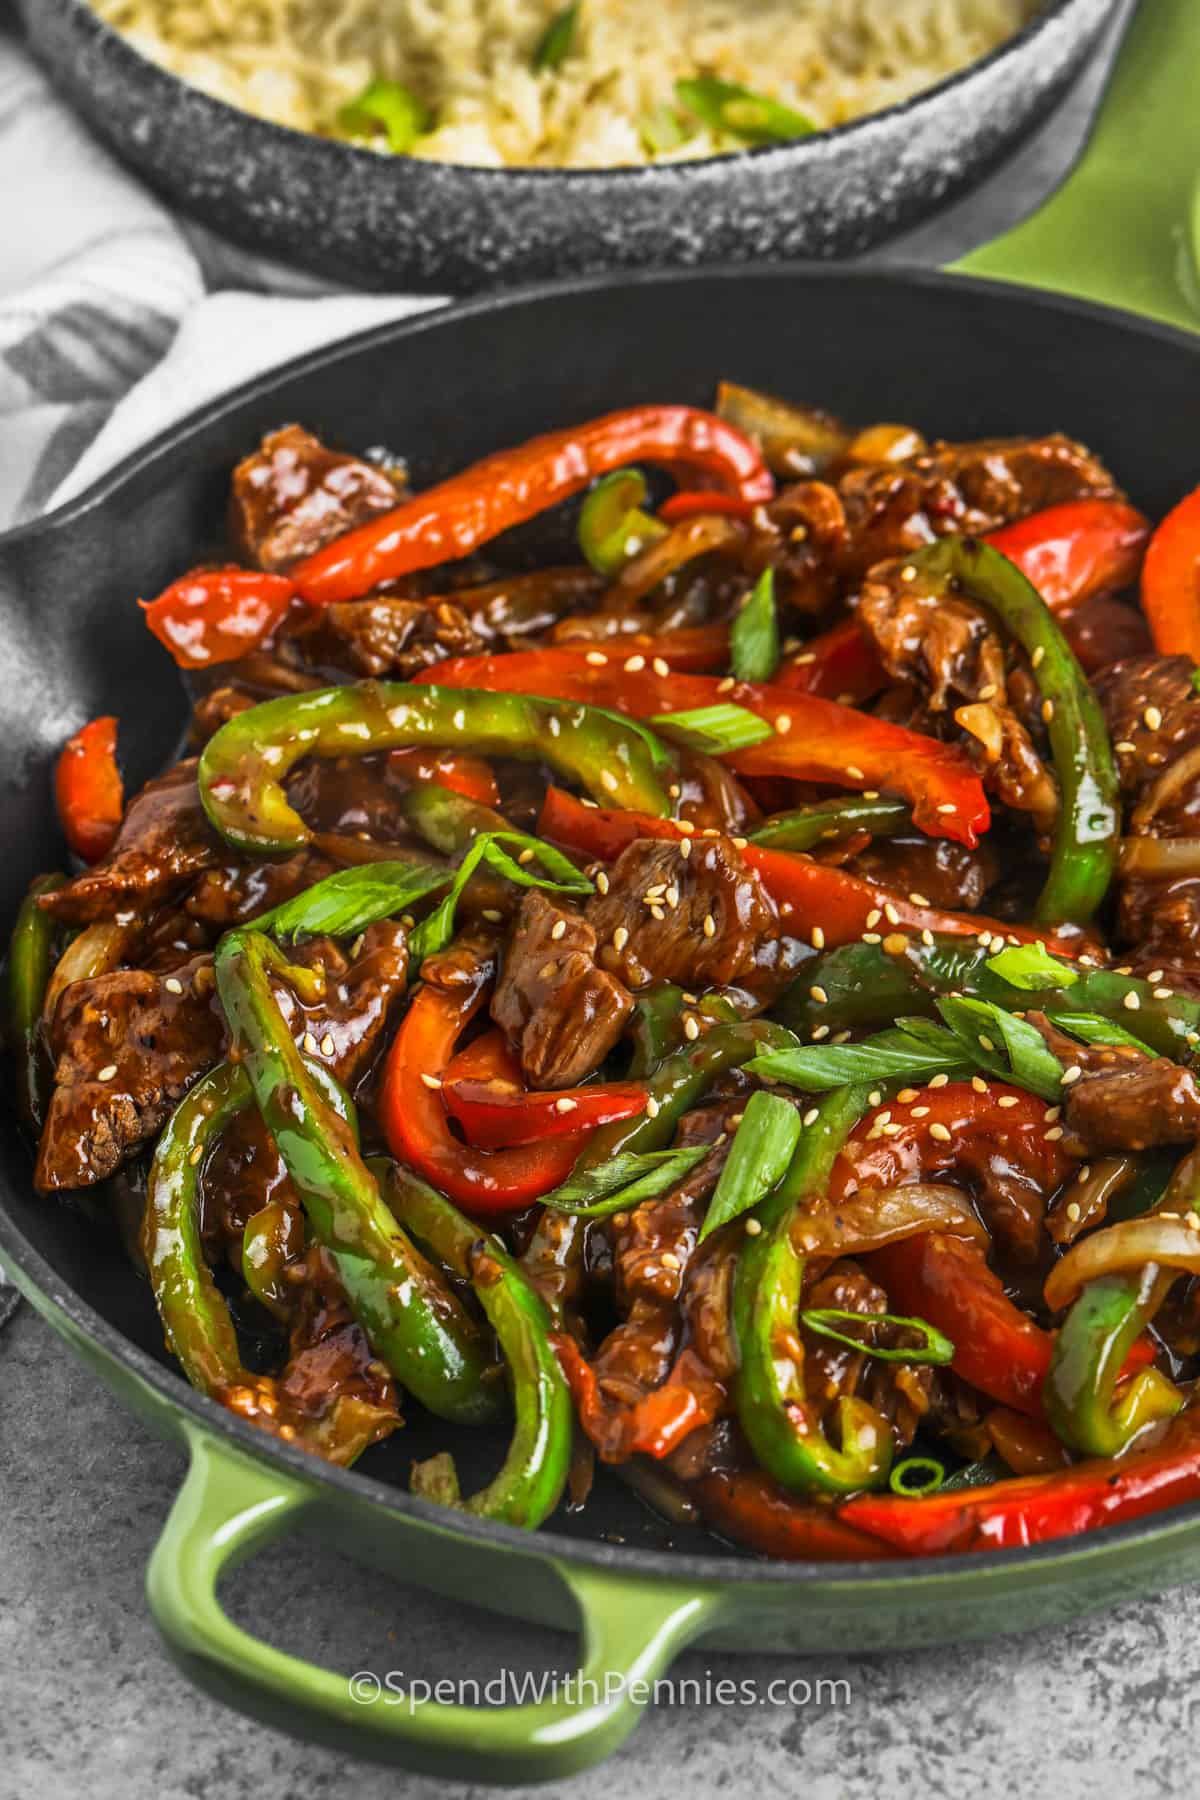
147,1425,720,1783
951,0,1200,333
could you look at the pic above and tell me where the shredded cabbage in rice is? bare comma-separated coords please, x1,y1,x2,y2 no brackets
93,0,1040,169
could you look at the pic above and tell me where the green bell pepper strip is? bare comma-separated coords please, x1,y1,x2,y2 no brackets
909,538,1120,925
199,681,673,855
751,795,912,852
1044,1150,1194,1457
4,872,65,1132
373,1159,573,1529
396,781,511,856
213,928,503,1425
577,469,667,574
777,933,1200,1061
733,1083,894,1498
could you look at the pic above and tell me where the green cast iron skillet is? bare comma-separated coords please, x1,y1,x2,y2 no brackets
2,1,1200,1781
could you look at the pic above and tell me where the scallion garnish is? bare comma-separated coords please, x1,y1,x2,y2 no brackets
800,1308,955,1367
985,940,1079,991
699,1091,802,1240
542,1145,708,1216
888,1456,947,1497
675,76,815,147
411,830,590,964
650,702,774,755
729,567,780,683
533,3,581,72
252,859,449,944
337,79,431,154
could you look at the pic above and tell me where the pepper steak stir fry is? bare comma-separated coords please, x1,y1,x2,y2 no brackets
11,386,1200,1560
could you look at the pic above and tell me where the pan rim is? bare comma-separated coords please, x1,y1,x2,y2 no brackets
5,254,1200,1595
49,0,1101,187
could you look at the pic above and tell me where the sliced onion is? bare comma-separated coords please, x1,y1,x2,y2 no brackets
1044,1212,1200,1311
790,1183,988,1260
43,920,137,1021
1046,1156,1136,1248
715,380,851,477
1119,836,1200,878
1130,742,1200,833
607,514,746,611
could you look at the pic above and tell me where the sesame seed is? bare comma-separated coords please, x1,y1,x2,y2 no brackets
320,1033,336,1057
677,819,696,835
717,676,735,694
884,902,900,925
660,1250,680,1270
1147,969,1164,984
600,770,619,794
929,1073,949,1089
1155,987,1174,1000
1190,1033,1200,1047
937,803,956,815
803,1107,820,1128
811,925,826,949
1031,645,1045,669
862,932,883,944
978,683,998,701
586,650,608,666
883,1122,903,1137
901,565,918,583
1066,1201,1082,1223
972,1075,988,1093
1144,705,1163,731
866,909,882,930
551,918,567,940
912,1106,930,1118
997,1095,1019,1109
613,925,630,951
555,1097,578,1114
164,976,184,995
683,1015,701,1040
646,1096,660,1118
703,913,717,938
775,714,792,735
1115,740,1136,754
679,837,692,859
978,930,993,947
519,847,537,864
668,784,681,800
652,657,670,677
481,908,503,923
1189,1214,1200,1234
1041,699,1055,724
644,883,667,899
624,654,646,672
922,929,934,947
929,1123,952,1143
1044,1106,1061,1123
453,708,466,731
811,1024,830,1041
650,905,665,921
846,765,865,781
189,1144,204,1166
1045,1126,1064,1141
978,1035,996,1052
1062,1065,1082,1085
897,1088,919,1104
421,1074,443,1090
1124,991,1141,1011
882,934,908,955
810,985,829,1004
868,1090,883,1106
727,1112,745,1128
863,790,881,800
909,892,930,908
666,886,680,909
744,1217,763,1236
303,1032,318,1054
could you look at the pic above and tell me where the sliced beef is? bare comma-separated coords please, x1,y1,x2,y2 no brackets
291,594,484,679
491,890,633,1090
802,1259,934,1451
40,760,221,926
743,480,848,615
36,954,224,1191
184,853,335,929
586,835,782,993
275,919,410,1087
230,425,401,573
458,566,604,645
839,433,1117,574
858,559,1058,829
1096,656,1200,960
847,834,999,913
1032,1012,1200,1154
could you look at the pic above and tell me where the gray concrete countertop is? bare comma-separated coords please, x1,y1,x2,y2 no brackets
9,5,1197,1794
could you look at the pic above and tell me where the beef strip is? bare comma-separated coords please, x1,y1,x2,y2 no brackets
742,480,848,615
802,1259,935,1452
184,852,336,929
586,835,783,993
491,890,633,1090
1096,655,1200,960
273,919,410,1088
40,760,221,926
847,834,999,913
35,953,224,1191
291,594,485,679
858,560,1058,829
1031,1012,1200,1154
838,433,1117,574
230,425,402,572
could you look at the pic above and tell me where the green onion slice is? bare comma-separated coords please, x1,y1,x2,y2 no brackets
338,79,432,154
730,568,780,682
699,1091,802,1240
801,1308,955,1367
888,1456,947,1497
675,76,815,146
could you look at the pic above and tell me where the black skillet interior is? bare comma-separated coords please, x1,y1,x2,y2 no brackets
1,265,1195,1552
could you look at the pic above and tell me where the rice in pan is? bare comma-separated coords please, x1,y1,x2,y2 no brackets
94,0,1041,169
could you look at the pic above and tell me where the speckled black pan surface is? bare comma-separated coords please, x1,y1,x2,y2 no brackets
22,0,1117,292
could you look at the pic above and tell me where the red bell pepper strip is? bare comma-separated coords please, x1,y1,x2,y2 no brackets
694,1469,899,1561
55,716,123,863
775,618,887,702
987,499,1151,614
554,622,733,671
380,978,590,1212
1140,484,1200,658
656,491,756,525
840,1412,1200,1554
444,1026,522,1089
552,1334,725,1462
388,749,500,806
421,653,989,847
536,787,1066,952
141,567,297,669
292,408,775,605
444,1075,649,1151
832,1089,1150,1417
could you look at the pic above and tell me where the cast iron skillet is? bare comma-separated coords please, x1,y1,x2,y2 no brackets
2,3,1200,1784
17,0,1118,291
